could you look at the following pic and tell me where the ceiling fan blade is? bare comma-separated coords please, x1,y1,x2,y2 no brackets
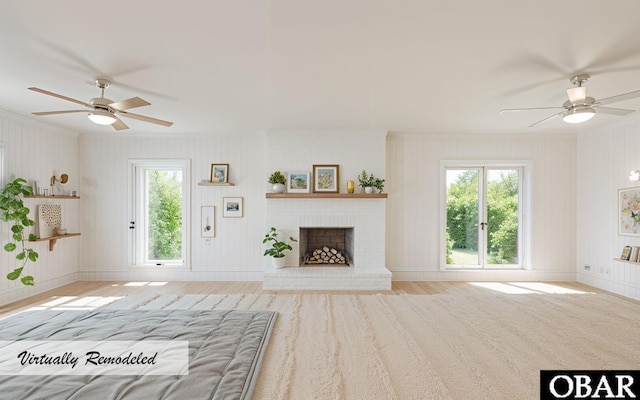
567,87,587,104
500,107,565,113
116,110,173,127
529,110,566,127
112,116,129,131
597,89,640,105
28,87,91,108
109,97,151,111
593,106,636,116
32,110,87,116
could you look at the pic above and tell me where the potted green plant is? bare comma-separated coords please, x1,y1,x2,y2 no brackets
0,178,38,285
373,177,385,193
357,170,377,194
268,171,287,193
263,226,297,269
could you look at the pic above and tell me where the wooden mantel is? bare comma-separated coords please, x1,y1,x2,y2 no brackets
265,193,387,199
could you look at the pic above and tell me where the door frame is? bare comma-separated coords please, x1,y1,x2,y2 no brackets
439,160,532,271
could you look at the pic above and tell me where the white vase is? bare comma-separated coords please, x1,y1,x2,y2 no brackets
272,183,286,193
364,186,374,194
272,256,286,269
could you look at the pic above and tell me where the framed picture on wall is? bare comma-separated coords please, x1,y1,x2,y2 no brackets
619,187,640,236
288,172,311,193
313,165,339,193
210,164,229,183
201,206,215,238
223,197,244,218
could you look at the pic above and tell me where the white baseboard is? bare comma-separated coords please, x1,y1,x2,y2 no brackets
77,269,264,282
0,272,78,307
392,269,576,282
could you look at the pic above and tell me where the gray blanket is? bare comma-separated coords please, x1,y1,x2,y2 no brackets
0,309,277,400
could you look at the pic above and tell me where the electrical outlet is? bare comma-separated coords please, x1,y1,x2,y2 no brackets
584,265,591,271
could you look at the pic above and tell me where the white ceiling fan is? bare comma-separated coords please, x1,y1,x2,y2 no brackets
500,74,640,127
29,79,173,131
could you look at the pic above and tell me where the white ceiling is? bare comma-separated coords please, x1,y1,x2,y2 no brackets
2,1,640,136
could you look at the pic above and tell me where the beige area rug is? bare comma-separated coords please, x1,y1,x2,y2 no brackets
101,285,640,400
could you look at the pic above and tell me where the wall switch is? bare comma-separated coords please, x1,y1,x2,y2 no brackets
584,265,591,271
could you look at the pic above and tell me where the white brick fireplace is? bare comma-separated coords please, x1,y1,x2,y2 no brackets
263,198,392,290
262,129,390,290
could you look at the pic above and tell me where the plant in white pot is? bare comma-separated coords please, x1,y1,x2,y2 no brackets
263,226,297,269
358,170,386,194
268,171,286,193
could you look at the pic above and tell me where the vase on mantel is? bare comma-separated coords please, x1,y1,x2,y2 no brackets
272,183,286,193
347,180,355,193
364,186,374,194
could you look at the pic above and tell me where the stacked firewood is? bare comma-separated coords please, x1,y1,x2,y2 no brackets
305,246,348,264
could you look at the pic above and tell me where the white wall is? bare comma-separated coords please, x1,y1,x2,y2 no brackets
387,132,577,281
78,133,267,281
0,109,590,302
577,116,640,300
78,130,387,281
0,111,80,305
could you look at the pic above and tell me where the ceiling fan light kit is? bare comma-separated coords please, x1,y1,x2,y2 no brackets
562,107,595,124
28,78,173,131
500,73,640,127
88,110,116,125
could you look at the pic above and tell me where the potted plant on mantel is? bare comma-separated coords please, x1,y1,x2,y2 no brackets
357,170,385,194
0,178,39,285
263,226,297,269
268,171,286,193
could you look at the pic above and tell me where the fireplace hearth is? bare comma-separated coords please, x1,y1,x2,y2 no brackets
264,202,391,290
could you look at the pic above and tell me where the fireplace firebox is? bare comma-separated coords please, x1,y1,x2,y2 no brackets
298,227,354,266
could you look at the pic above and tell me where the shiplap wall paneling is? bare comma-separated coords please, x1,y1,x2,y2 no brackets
0,111,79,306
387,133,576,281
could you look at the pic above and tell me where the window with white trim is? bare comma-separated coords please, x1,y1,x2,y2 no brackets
130,159,190,267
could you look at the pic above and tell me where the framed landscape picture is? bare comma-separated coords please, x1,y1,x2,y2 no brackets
313,165,339,193
223,197,243,218
619,187,640,236
210,164,229,183
288,172,311,193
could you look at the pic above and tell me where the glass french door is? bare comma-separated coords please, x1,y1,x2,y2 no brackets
445,167,522,268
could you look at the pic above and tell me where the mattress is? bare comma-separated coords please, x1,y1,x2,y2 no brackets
0,309,277,400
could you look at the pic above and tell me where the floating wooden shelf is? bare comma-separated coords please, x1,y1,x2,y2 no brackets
24,195,80,199
614,258,640,266
197,182,235,186
266,193,388,199
31,233,81,251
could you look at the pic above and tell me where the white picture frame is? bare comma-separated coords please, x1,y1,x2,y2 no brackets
223,197,244,218
287,172,311,193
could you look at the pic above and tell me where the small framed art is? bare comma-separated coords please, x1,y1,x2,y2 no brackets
288,172,311,193
223,197,244,218
619,187,640,236
210,164,229,183
201,206,215,238
313,165,339,193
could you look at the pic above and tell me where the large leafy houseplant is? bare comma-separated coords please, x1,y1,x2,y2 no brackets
0,178,38,285
263,226,297,258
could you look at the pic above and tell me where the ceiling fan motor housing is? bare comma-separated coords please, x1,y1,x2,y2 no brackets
90,97,114,112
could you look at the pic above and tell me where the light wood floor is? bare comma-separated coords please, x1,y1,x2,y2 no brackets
0,280,605,318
